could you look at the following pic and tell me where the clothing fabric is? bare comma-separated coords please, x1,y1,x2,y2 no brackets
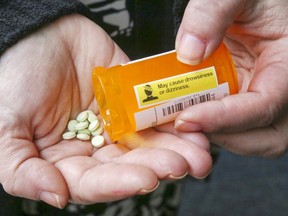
0,0,91,55
0,0,188,58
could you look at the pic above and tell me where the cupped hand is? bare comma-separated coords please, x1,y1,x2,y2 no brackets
0,14,212,208
175,0,288,157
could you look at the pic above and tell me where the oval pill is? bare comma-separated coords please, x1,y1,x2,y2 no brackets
74,121,89,130
62,131,76,140
77,129,91,135
91,125,104,136
67,119,79,132
88,119,100,132
76,111,88,122
91,135,105,148
76,133,90,141
87,112,98,122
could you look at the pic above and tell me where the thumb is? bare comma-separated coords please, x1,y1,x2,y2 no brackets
175,0,245,65
0,124,69,208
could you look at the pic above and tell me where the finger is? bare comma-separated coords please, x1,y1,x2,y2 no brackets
175,92,282,133
208,109,288,157
155,122,210,151
94,145,188,179
118,129,213,179
208,126,288,158
0,138,68,208
175,0,247,64
0,111,69,208
56,156,159,204
94,144,188,179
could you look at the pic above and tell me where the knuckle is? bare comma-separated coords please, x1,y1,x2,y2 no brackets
261,131,288,158
258,96,283,127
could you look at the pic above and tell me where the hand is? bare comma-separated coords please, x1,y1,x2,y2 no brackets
0,14,212,208
175,0,288,157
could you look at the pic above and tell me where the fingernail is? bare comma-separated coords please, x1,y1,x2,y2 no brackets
168,171,188,180
174,120,202,131
138,181,160,195
177,34,206,65
39,191,63,209
194,168,213,180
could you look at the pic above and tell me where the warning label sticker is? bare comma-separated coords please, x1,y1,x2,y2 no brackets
134,66,218,108
134,82,229,131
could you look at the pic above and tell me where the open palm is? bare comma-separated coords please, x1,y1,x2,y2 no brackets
0,15,212,208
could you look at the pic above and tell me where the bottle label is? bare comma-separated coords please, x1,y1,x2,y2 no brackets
134,66,218,108
134,82,230,131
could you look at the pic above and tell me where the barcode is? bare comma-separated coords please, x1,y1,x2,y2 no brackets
162,93,211,116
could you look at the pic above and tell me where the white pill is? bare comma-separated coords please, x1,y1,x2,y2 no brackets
62,131,76,140
91,135,105,148
77,129,91,135
67,119,79,132
76,133,90,141
76,111,89,122
91,125,104,136
88,119,100,132
74,121,89,130
88,112,98,122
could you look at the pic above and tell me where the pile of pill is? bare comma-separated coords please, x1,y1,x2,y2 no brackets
62,110,105,148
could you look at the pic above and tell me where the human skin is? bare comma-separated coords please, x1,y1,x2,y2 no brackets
175,0,288,157
0,14,212,208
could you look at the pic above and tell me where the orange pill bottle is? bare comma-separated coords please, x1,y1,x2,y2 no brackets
92,43,238,141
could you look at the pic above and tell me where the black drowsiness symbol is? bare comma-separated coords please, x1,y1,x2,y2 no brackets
142,84,158,102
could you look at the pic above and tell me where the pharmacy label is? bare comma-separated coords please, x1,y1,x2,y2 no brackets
134,82,229,131
134,66,218,108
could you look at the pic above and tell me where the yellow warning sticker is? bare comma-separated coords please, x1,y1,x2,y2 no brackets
134,66,218,108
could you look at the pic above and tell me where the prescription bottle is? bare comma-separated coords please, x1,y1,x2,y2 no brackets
92,43,238,141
